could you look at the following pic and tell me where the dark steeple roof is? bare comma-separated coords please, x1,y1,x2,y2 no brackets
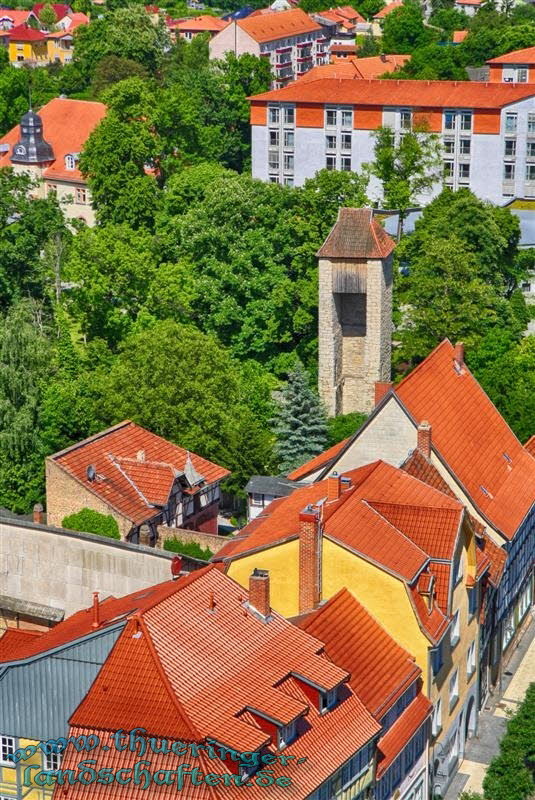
10,108,54,165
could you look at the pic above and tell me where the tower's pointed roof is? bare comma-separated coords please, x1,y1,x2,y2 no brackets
10,107,54,165
317,207,395,259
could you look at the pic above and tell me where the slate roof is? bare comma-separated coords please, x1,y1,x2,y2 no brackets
245,474,304,496
316,208,395,259
49,420,229,525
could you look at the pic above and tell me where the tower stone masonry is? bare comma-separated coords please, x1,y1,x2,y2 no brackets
317,208,394,416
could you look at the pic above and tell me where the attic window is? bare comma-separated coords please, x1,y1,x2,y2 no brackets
65,153,77,170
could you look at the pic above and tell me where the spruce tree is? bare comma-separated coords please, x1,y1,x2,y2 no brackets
272,362,328,475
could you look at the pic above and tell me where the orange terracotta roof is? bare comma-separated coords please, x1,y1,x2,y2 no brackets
428,561,451,614
477,532,506,587
176,14,228,30
0,628,43,660
0,9,33,25
49,420,230,526
299,54,409,82
455,0,481,5
250,77,535,109
488,46,535,65
317,208,395,259
316,6,365,25
376,692,432,778
374,0,403,18
524,434,535,456
287,437,351,480
7,23,46,40
238,8,321,43
408,578,449,643
452,29,468,43
298,588,420,718
58,567,381,799
395,339,535,540
367,502,462,561
47,12,88,37
0,97,106,184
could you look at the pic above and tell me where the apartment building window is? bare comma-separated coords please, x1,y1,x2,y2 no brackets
0,736,15,764
341,109,353,129
503,610,515,650
284,130,294,148
460,112,472,131
269,151,280,171
444,161,454,180
459,138,471,155
268,106,280,125
505,113,518,133
451,610,460,647
341,156,351,171
527,164,535,182
517,67,528,82
444,139,455,154
326,134,337,150
528,113,535,134
432,699,442,736
268,176,279,184
459,163,470,181
283,154,294,172
283,106,295,125
444,111,456,131
453,554,463,585
504,163,515,181
527,142,535,158
432,640,444,675
283,176,294,186
449,669,459,709
326,108,337,127
341,133,352,151
400,109,412,131
504,139,516,157
326,155,336,170
466,640,476,679
269,129,279,147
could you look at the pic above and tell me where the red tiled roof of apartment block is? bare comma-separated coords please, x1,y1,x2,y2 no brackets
487,46,535,64
56,566,381,799
298,588,420,718
374,0,403,18
238,8,321,43
394,339,535,540
176,14,228,31
0,628,43,660
375,692,432,778
0,97,106,182
317,208,395,259
250,77,535,108
452,29,468,43
49,420,229,525
7,23,46,40
287,437,350,480
299,54,409,81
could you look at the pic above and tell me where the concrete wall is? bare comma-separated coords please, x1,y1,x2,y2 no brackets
0,517,177,618
156,525,232,554
209,21,259,59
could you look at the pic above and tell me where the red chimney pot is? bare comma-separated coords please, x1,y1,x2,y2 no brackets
92,592,100,629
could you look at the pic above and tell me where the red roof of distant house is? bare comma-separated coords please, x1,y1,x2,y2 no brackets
316,5,366,26
176,14,228,31
7,23,46,40
452,29,468,43
298,587,421,718
0,97,106,183
287,437,350,480
376,692,432,778
455,0,481,5
33,2,71,18
487,45,535,65
237,8,321,43
298,53,410,82
49,420,230,526
53,566,381,799
394,339,535,540
373,0,403,19
47,12,88,37
0,9,33,26
250,77,535,108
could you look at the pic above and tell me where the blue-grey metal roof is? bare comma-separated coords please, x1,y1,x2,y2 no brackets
245,475,304,497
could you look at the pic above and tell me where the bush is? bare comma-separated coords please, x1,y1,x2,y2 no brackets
62,508,121,539
327,412,367,447
483,683,535,800
163,538,213,561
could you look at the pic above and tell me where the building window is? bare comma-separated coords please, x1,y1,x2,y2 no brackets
526,164,535,182
326,155,336,170
503,610,515,650
505,113,518,133
432,698,442,736
452,554,463,585
517,67,528,82
460,112,472,131
283,176,294,186
269,129,279,147
444,139,455,154
326,134,337,150
466,640,476,678
459,163,470,181
283,154,294,172
504,139,516,157
459,138,471,155
65,154,76,170
250,492,263,506
268,152,279,171
528,113,535,134
268,106,280,125
341,156,351,171
468,586,478,616
283,106,294,125
432,640,444,675
0,736,15,765
283,130,294,148
47,184,57,196
326,108,337,127
504,163,515,181
444,161,454,180
451,610,460,647
75,187,87,204
278,719,296,749
444,111,456,131
341,133,352,151
44,751,61,771
449,669,459,709
268,175,279,184
341,109,353,129
527,142,535,158
400,109,412,131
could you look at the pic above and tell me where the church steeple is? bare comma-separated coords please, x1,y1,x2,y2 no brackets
10,108,54,165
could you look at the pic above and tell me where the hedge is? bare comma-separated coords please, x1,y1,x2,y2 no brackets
483,682,535,800
62,508,121,540
163,538,213,561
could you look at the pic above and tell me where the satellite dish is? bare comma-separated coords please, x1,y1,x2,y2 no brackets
86,465,96,482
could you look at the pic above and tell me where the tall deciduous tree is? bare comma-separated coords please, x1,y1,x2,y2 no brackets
272,361,328,474
381,2,435,52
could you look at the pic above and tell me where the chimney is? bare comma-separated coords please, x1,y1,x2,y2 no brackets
92,592,100,629
454,342,464,368
33,503,44,525
139,524,151,547
136,449,146,462
327,471,341,502
380,52,387,62
299,507,321,614
249,568,270,618
375,381,393,406
417,420,432,460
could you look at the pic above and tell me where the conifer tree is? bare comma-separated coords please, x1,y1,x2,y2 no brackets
272,362,328,475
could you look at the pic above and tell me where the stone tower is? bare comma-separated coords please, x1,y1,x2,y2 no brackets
317,207,394,416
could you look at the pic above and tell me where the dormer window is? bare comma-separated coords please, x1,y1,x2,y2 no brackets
278,719,296,749
65,153,76,170
320,686,338,713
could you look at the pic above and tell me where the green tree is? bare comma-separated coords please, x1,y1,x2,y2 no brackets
272,361,328,474
38,3,58,27
163,538,213,560
327,412,367,446
91,55,149,97
391,43,467,79
358,29,381,54
429,6,468,35
62,508,121,538
381,2,435,53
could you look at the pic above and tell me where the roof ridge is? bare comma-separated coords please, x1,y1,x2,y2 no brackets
361,499,431,567
49,420,133,460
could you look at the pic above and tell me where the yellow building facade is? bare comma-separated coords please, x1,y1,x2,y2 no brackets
1,737,54,800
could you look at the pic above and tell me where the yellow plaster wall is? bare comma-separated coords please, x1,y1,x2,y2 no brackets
0,738,53,799
226,539,300,617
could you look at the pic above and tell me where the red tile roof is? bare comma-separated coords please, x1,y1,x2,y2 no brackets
287,437,350,480
367,502,462,561
452,29,468,43
0,9,33,25
33,2,71,18
395,339,535,540
0,628,43,660
525,434,535,457
374,0,403,18
238,8,321,43
49,420,230,525
47,12,88,37
250,77,535,109
316,207,395,259
56,566,381,799
176,14,228,31
487,46,535,65
376,692,432,778
298,588,420,718
0,97,106,184
7,23,46,40
408,577,449,642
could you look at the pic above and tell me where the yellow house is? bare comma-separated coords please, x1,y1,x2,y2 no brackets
217,460,487,797
7,24,48,65
1,737,55,800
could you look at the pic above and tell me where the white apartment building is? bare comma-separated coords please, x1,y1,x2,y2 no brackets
249,77,535,202
209,9,328,87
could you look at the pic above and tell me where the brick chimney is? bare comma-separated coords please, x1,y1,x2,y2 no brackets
454,342,464,368
327,472,341,502
375,381,393,406
33,503,44,525
249,568,270,619
92,591,100,629
299,507,321,614
417,421,432,460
